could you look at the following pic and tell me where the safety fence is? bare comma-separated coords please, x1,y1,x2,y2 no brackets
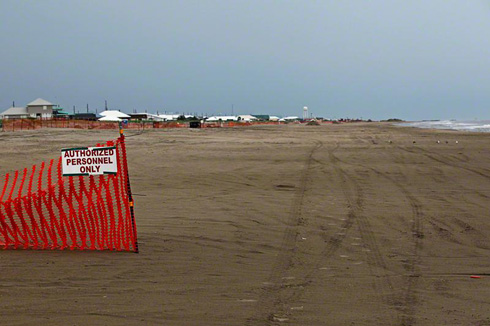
0,134,138,252
1,118,285,132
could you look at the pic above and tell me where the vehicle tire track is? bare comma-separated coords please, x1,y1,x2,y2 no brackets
343,136,423,325
320,143,398,325
393,145,490,205
248,137,423,326
256,140,395,325
367,167,423,326
399,146,490,180
246,141,322,325
314,143,357,259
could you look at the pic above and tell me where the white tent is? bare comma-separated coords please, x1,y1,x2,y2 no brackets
280,116,300,121
99,110,130,119
98,115,122,122
157,114,180,121
238,115,258,122
206,116,238,122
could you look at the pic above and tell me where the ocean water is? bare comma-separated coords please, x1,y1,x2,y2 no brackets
400,120,490,133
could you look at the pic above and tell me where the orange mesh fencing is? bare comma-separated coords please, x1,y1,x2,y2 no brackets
1,118,288,132
0,135,138,252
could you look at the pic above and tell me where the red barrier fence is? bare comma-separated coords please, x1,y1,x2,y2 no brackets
1,118,286,132
0,134,138,252
1,119,143,131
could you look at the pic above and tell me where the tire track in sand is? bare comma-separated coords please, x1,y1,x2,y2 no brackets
338,135,423,325
368,167,423,326
319,144,398,325
247,139,421,325
399,146,490,180
246,141,322,325
257,140,399,325
311,143,357,261
249,142,371,325
253,141,388,325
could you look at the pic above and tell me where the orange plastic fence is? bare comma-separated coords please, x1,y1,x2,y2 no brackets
1,119,286,132
0,135,138,252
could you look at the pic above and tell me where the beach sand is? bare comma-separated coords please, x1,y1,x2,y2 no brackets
1,123,490,325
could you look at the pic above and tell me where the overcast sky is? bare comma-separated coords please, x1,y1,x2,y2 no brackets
1,0,490,120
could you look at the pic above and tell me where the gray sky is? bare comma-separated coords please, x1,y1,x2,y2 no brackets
1,0,490,120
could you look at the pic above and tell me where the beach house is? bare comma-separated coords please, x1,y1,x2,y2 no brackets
0,106,30,119
26,98,56,118
0,98,56,119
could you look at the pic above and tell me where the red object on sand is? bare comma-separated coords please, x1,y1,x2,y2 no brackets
0,135,138,252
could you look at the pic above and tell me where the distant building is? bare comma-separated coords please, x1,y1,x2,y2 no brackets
280,116,300,122
72,113,97,120
206,116,238,122
0,107,30,119
157,114,180,121
26,98,55,118
129,113,165,121
129,113,152,120
0,98,56,119
52,107,70,118
252,115,269,121
252,115,280,121
238,115,258,122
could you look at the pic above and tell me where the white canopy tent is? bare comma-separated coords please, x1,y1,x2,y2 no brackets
99,110,130,119
206,116,238,122
98,115,122,122
238,115,258,122
280,116,300,121
157,114,180,121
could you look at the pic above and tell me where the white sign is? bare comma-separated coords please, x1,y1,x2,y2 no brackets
61,146,117,176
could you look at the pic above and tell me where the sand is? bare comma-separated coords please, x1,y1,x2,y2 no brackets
1,123,490,326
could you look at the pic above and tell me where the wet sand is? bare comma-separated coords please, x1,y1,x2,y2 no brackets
1,123,490,325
